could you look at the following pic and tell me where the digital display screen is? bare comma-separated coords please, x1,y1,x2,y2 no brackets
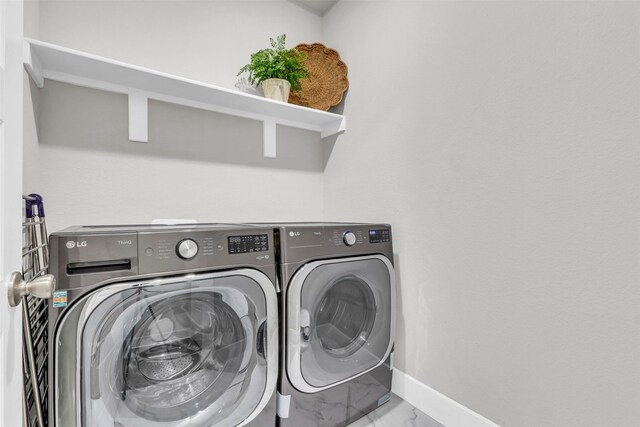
228,234,268,254
369,229,390,244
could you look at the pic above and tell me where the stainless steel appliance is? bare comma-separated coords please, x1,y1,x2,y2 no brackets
48,224,278,427
272,223,395,427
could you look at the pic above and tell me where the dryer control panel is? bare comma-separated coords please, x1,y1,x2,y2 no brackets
368,228,391,244
276,223,393,263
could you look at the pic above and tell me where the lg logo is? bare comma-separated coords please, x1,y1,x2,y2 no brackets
289,231,301,237
66,241,87,249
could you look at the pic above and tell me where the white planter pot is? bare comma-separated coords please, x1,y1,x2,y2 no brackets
261,78,291,102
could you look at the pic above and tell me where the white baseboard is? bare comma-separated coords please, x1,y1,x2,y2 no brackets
392,369,501,427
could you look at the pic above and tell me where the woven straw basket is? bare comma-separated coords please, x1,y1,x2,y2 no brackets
289,43,349,111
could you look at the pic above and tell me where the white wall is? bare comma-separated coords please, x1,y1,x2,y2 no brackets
322,2,640,427
26,0,326,232
23,0,39,192
37,0,321,89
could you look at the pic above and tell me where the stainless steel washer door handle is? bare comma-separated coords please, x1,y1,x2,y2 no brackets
7,272,55,307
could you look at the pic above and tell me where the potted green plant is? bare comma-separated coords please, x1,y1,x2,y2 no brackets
237,34,309,103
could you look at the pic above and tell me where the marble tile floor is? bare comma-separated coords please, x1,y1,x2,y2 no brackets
347,394,444,427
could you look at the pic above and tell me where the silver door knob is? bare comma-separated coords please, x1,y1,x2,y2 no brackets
7,272,56,307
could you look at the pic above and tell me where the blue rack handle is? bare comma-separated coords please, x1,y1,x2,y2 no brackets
23,193,45,218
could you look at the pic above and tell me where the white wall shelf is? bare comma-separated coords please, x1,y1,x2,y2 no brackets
23,38,346,158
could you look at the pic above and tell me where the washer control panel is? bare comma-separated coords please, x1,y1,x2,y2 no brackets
137,228,274,274
176,239,199,260
50,225,276,286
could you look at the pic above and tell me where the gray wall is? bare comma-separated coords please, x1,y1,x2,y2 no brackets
25,0,326,232
322,2,640,427
23,2,640,426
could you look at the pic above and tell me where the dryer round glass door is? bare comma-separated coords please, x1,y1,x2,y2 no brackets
54,270,278,427
287,255,395,392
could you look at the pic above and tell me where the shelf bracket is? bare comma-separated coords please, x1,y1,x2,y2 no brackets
23,40,44,88
320,116,347,139
128,92,148,143
263,120,276,158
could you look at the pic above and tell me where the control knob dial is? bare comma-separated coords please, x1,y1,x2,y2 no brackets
343,231,357,246
176,239,198,260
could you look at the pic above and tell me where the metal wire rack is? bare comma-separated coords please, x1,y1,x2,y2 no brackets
21,194,50,427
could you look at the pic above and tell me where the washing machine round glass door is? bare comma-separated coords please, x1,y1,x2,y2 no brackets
287,255,395,393
55,269,277,427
